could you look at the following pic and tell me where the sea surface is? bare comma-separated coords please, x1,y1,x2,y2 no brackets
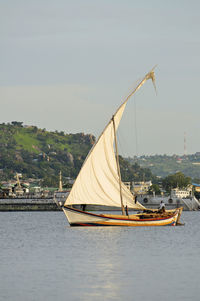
0,211,199,301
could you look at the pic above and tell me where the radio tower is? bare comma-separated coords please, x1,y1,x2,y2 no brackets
184,132,187,157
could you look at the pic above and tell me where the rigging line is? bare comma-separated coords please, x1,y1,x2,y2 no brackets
116,127,126,158
134,94,139,158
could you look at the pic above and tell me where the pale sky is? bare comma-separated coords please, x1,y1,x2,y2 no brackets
1,0,200,156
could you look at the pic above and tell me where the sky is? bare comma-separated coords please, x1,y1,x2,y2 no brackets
0,0,200,156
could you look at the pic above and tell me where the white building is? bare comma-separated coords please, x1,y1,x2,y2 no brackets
171,187,192,199
132,181,152,195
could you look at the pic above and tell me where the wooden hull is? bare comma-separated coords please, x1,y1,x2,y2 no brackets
63,206,182,227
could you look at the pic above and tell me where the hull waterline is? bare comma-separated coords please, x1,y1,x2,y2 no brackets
63,206,182,227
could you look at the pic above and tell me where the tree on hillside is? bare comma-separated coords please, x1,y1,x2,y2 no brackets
11,121,23,127
119,157,157,182
41,175,58,187
148,184,161,195
162,172,191,193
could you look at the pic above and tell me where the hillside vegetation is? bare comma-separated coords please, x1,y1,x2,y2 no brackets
127,154,200,179
0,122,155,186
0,122,95,185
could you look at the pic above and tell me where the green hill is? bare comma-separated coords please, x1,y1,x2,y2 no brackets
0,122,155,186
127,154,200,179
0,122,95,185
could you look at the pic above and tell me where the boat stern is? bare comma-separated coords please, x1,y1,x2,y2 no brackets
175,207,184,226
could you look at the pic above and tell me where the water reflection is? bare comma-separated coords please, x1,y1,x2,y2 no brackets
63,227,125,300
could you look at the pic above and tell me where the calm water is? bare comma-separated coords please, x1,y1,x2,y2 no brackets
0,211,199,301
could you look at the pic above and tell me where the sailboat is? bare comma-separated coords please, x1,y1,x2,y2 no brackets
63,68,183,226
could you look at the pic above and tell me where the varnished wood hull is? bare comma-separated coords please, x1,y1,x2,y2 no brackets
63,206,182,226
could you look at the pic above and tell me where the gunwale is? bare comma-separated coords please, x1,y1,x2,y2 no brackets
64,206,179,222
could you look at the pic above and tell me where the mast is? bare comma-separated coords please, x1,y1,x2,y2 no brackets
112,115,125,215
65,67,156,209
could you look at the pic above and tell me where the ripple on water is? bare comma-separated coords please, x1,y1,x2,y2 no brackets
0,211,199,301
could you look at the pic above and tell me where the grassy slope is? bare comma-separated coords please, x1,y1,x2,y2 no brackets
14,130,40,153
0,124,95,181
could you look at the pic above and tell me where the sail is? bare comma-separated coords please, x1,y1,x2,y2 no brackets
65,68,156,209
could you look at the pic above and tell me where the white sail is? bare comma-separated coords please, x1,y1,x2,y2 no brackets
65,69,156,209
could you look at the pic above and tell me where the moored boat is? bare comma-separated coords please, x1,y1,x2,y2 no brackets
138,189,200,211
